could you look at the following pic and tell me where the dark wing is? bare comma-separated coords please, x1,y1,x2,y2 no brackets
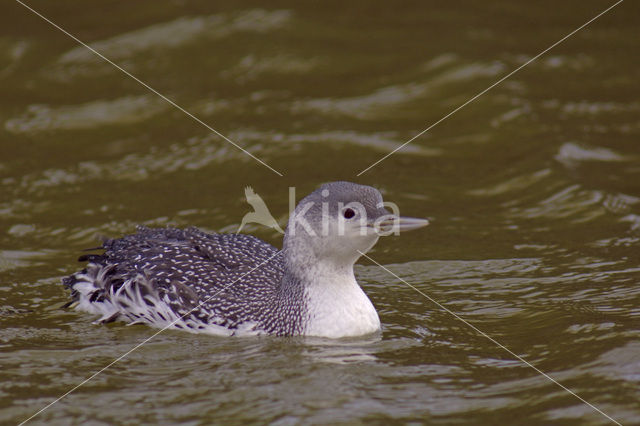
64,226,285,330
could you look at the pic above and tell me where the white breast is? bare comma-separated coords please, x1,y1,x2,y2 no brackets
302,267,381,338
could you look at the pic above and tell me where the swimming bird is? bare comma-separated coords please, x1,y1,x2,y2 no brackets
62,181,429,338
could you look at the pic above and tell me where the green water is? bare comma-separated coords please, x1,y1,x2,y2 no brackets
1,0,639,424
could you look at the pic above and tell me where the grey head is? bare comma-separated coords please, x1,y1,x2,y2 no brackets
282,181,429,271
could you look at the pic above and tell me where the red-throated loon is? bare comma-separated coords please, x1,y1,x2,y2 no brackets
63,181,429,338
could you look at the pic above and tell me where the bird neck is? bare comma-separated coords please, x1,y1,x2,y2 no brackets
280,238,380,338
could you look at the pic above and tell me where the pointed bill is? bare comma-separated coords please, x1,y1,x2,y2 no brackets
371,215,429,236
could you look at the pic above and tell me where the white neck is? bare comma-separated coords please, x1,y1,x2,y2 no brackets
300,261,380,338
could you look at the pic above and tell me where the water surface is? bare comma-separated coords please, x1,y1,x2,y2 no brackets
1,0,639,424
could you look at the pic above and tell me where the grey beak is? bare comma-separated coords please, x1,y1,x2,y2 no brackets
370,215,430,235
394,216,430,232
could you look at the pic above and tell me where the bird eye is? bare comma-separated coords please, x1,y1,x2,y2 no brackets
343,208,356,219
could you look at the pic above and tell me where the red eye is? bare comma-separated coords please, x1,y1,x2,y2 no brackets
343,208,356,219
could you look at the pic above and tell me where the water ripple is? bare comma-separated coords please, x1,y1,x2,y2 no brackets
57,10,291,65
5,95,167,134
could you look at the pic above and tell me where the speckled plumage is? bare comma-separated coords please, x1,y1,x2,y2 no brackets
64,226,305,336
